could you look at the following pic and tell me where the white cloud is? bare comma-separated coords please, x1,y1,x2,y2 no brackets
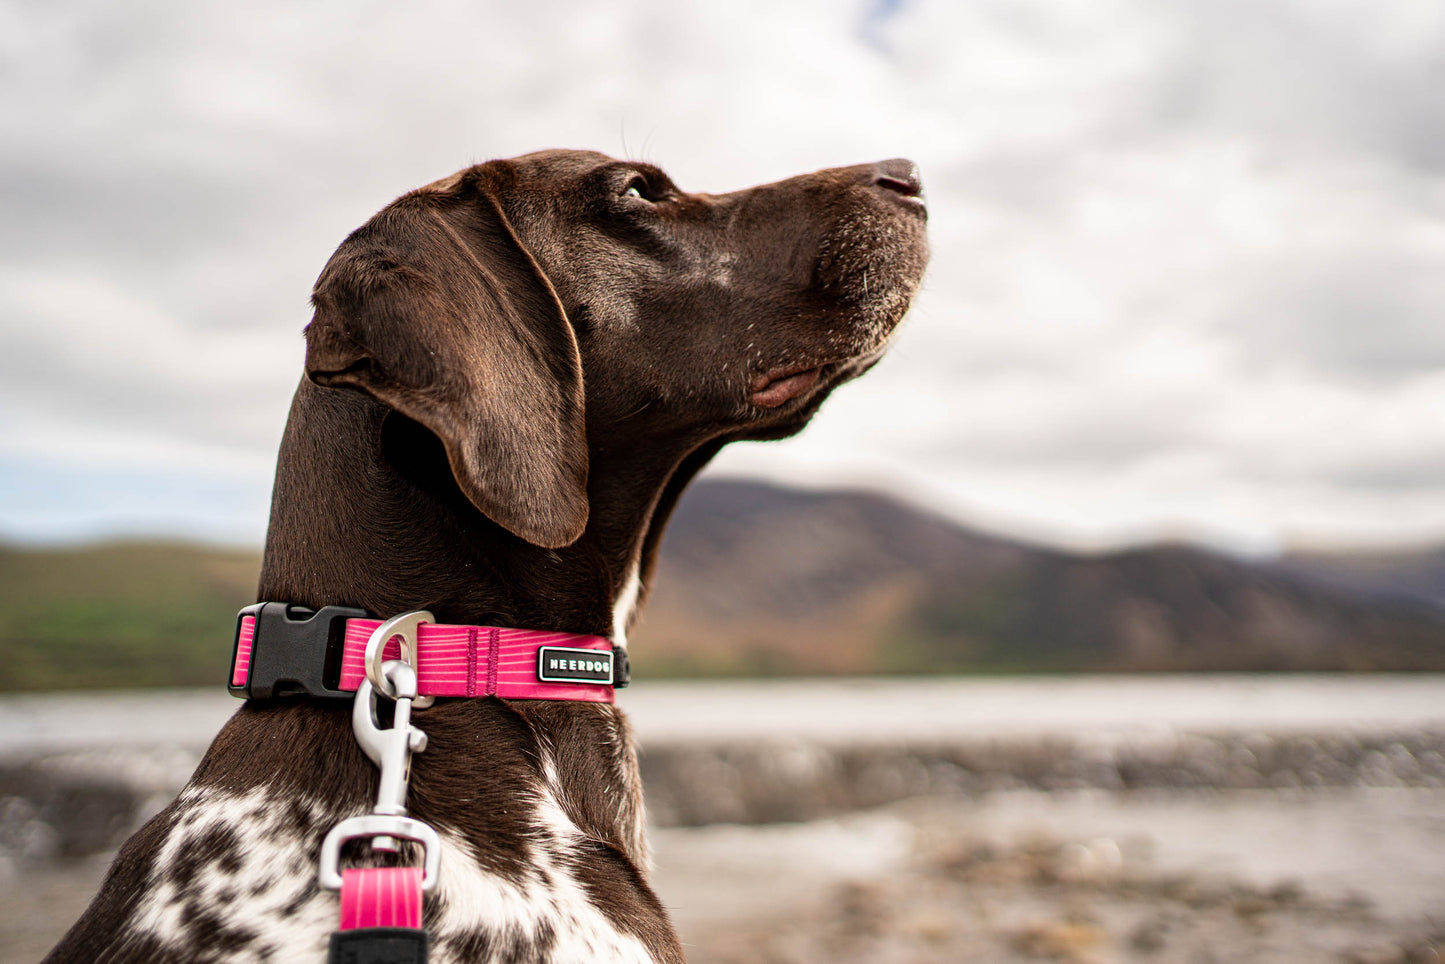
1,0,1443,551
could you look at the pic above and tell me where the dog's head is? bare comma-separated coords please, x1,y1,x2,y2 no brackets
305,150,928,548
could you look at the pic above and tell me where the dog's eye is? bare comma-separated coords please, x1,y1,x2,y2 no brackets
621,178,649,201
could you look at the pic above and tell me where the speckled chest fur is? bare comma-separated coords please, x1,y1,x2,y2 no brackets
42,149,928,963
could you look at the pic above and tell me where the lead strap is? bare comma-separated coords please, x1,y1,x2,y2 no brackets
340,867,423,930
329,868,428,964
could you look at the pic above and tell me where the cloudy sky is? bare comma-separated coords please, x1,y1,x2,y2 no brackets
2,0,1443,554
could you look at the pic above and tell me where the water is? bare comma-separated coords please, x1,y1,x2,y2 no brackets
3,674,1444,753
619,674,1445,744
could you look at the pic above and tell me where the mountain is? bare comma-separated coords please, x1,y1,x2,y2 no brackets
1277,547,1445,611
2,479,1444,690
629,480,1445,675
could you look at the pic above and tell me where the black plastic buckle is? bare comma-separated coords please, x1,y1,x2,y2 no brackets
231,601,369,700
611,646,630,689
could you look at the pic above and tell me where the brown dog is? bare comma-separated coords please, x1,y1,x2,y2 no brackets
44,150,928,963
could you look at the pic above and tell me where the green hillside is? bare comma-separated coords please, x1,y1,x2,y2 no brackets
0,542,260,690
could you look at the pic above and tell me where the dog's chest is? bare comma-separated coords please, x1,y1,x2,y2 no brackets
122,785,656,964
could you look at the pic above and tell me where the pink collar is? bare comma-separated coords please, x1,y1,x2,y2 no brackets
229,602,623,704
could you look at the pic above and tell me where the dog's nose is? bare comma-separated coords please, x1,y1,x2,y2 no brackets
869,158,925,209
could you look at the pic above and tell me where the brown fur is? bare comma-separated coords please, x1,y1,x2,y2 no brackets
44,150,928,963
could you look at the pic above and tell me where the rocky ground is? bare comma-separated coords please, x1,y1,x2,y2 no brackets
5,717,1445,963
657,794,1445,964
4,788,1444,964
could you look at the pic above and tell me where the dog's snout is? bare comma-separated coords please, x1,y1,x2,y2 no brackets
871,159,921,194
868,158,925,210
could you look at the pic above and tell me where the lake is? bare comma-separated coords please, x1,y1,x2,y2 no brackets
3,674,1445,753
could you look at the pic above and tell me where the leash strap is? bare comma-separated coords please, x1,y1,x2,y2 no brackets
329,837,428,964
340,868,423,929
231,603,625,703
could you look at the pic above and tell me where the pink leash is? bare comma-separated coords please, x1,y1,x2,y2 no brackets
329,865,428,960
339,867,423,930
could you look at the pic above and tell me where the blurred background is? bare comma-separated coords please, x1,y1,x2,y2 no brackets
2,1,1444,961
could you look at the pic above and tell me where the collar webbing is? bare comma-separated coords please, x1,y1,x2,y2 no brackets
229,602,626,703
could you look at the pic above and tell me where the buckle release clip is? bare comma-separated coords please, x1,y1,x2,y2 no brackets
231,601,367,700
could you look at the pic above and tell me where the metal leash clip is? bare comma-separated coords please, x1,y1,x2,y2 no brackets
319,610,441,892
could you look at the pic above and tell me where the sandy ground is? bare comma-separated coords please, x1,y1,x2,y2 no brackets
6,788,1443,964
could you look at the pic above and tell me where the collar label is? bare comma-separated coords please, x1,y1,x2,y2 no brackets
536,646,614,685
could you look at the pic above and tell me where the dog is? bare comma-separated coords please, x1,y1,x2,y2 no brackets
43,149,928,963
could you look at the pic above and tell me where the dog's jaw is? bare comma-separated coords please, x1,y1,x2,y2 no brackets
741,176,928,417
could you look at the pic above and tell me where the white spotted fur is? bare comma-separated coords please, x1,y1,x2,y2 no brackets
431,816,652,963
128,787,337,960
126,778,656,963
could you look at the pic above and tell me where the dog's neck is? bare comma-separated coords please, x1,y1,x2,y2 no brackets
257,380,711,642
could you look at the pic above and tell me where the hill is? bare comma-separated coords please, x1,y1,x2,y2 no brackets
632,480,1445,675
0,541,259,689
1,480,1443,690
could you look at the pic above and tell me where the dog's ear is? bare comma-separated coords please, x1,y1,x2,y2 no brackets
304,173,588,548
